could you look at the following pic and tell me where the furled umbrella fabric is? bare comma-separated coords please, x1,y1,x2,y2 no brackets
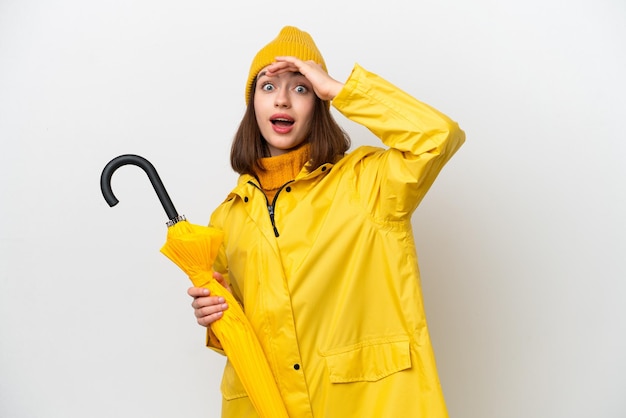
160,220,290,418
100,154,289,418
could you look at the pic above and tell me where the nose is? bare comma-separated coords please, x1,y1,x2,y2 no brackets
274,88,290,108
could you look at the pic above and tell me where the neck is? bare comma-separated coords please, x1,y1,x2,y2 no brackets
256,143,310,201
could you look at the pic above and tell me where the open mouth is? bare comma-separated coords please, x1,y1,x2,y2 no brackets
271,117,294,127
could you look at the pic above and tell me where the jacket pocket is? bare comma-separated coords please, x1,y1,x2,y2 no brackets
220,359,249,400
322,337,412,383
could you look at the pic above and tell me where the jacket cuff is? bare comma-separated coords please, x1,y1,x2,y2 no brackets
331,63,365,108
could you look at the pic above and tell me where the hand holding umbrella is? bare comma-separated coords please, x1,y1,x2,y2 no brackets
100,154,289,418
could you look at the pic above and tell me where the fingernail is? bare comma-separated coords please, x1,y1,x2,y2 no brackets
218,297,225,303
202,288,209,295
221,303,228,310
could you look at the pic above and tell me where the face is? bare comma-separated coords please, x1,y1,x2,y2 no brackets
253,67,316,157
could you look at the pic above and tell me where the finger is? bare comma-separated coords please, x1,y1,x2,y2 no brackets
212,271,232,292
213,272,227,286
187,286,209,298
195,304,230,327
191,295,225,309
197,310,224,327
194,301,229,319
266,57,317,74
264,62,298,76
273,56,306,67
273,57,321,73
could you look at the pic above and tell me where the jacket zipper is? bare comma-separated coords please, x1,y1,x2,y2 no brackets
248,180,294,237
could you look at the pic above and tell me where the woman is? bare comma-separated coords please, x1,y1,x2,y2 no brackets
188,26,465,417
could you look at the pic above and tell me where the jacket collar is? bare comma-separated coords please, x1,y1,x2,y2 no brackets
235,160,336,192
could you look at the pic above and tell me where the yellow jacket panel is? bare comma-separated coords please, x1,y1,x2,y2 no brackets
209,64,465,418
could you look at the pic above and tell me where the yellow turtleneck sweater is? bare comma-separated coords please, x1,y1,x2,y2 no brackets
256,143,310,202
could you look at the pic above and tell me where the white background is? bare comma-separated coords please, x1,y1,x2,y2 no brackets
1,0,625,417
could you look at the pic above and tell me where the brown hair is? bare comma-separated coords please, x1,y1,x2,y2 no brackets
230,79,351,176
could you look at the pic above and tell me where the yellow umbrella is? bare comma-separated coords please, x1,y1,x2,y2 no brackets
161,219,289,418
101,154,289,418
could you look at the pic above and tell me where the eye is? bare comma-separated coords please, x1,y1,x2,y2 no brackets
294,85,308,94
261,82,275,92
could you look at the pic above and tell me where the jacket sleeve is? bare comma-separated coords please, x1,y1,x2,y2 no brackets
331,63,465,220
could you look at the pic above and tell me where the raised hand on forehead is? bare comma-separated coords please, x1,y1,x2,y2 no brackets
265,56,344,101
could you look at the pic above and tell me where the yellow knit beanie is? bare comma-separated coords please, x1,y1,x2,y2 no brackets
245,26,326,105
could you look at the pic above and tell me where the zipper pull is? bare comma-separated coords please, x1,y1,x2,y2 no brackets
268,205,279,237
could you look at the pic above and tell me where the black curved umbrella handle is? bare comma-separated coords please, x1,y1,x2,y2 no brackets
100,154,179,221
